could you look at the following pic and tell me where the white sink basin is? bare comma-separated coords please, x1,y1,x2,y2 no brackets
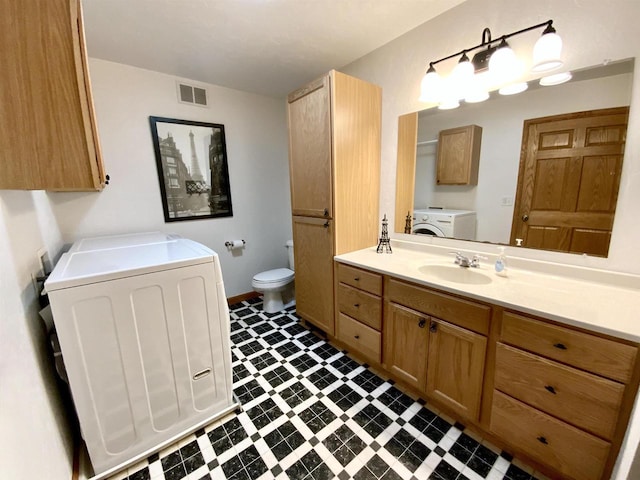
418,264,493,285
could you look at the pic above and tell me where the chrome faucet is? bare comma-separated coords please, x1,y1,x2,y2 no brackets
451,252,486,268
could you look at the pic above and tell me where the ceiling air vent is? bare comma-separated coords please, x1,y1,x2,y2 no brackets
177,82,208,107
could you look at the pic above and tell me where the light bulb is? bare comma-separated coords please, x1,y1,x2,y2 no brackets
489,40,520,83
419,68,442,103
450,56,474,100
532,31,563,72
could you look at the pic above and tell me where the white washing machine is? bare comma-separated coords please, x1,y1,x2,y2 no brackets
413,208,477,240
46,232,239,479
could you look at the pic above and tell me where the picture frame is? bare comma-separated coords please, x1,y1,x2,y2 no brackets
149,116,233,222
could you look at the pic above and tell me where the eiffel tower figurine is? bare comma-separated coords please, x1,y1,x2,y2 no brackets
404,211,412,234
376,214,392,254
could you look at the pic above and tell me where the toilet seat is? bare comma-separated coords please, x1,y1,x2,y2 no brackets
252,268,294,289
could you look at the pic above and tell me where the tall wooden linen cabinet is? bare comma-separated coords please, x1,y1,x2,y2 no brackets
287,71,381,335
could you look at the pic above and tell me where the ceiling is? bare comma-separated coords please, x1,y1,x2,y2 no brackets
82,0,465,98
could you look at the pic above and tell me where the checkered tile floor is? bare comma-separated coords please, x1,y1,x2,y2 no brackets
111,299,544,480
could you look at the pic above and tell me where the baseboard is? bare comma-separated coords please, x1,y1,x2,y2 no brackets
227,291,260,306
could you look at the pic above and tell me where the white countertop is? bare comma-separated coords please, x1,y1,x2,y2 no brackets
335,240,640,342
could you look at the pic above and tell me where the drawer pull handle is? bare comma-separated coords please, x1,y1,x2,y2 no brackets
193,368,212,381
354,335,360,339
429,321,437,333
553,343,567,350
537,436,549,445
354,303,360,308
418,318,426,328
544,385,557,394
354,277,360,281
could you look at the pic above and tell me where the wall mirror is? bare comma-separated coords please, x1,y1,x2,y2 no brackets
395,59,634,257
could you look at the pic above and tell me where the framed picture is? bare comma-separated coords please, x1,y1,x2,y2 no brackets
149,116,233,222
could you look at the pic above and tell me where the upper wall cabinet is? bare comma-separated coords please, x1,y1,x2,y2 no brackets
436,124,482,185
0,0,105,191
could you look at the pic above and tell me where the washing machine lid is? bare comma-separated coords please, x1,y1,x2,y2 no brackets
46,232,216,292
253,268,294,284
413,208,476,219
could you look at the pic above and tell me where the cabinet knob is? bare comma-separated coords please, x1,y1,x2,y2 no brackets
354,335,360,340
353,303,360,308
323,221,330,228
324,208,329,217
429,321,437,333
544,385,557,394
354,277,360,281
537,436,549,445
418,318,426,328
553,343,567,350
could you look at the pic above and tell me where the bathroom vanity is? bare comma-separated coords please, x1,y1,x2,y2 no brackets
333,241,640,480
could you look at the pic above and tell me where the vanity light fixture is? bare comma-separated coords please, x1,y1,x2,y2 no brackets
419,19,563,108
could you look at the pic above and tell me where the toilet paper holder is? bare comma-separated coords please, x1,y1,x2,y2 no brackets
225,240,246,249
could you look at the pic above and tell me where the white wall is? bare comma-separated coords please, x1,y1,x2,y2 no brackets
341,0,640,477
342,0,640,275
48,59,292,297
0,191,73,479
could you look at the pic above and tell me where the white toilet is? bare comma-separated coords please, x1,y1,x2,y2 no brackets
252,240,295,313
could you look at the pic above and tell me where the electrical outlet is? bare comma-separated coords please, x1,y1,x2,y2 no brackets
36,247,51,275
501,196,514,206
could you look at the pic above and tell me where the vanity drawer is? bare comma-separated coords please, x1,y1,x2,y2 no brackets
337,313,381,363
501,311,637,383
495,343,624,440
337,264,382,296
337,283,382,330
387,278,490,335
490,391,610,480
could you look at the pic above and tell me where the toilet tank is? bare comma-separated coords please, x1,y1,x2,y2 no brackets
286,240,294,270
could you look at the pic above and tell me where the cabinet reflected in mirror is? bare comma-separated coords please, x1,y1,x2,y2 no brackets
395,59,634,257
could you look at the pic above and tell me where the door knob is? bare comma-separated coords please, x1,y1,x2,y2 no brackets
522,214,529,222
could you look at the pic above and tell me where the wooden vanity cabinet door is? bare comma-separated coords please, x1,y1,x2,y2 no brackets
384,303,429,393
426,319,487,421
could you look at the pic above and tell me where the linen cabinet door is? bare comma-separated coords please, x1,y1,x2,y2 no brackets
287,74,333,218
426,319,487,421
292,215,335,334
383,303,429,393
